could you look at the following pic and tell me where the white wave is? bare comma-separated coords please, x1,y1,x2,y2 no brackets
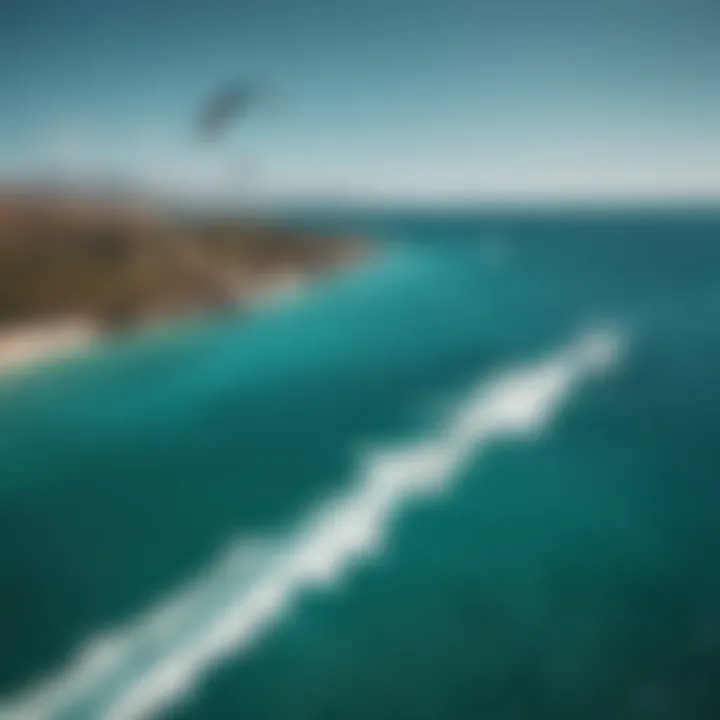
0,328,623,720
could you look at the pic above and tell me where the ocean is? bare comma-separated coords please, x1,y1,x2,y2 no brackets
1,208,720,719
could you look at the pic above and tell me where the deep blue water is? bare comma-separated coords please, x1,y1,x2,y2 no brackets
1,209,720,719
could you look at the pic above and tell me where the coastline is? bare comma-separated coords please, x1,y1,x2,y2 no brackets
0,319,98,376
0,254,363,378
0,193,369,377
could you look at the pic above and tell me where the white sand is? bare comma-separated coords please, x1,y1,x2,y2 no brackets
0,319,98,376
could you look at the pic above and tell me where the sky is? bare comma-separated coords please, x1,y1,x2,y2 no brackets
1,0,719,204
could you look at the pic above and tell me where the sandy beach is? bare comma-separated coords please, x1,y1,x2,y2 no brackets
0,273,311,377
0,320,98,376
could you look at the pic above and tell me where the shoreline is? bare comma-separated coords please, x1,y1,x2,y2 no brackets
0,319,99,377
0,193,369,377
0,264,355,378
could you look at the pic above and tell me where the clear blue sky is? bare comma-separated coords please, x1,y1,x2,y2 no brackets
1,0,719,203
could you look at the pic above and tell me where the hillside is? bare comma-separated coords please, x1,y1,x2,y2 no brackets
0,191,365,330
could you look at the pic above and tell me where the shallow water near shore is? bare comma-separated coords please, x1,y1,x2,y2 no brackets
2,209,720,719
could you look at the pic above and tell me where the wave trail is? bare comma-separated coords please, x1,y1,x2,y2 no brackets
0,328,623,720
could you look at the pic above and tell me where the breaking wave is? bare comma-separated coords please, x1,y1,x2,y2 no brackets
0,328,623,720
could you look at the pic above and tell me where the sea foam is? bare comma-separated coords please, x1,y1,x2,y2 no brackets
0,328,623,720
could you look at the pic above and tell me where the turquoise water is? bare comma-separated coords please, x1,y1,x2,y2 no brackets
2,210,720,718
